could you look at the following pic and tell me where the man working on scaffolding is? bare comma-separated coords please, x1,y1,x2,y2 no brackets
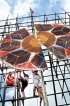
6,71,15,86
17,70,29,98
32,70,43,106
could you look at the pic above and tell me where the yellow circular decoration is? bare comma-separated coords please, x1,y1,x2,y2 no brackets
22,35,41,52
37,34,48,43
30,38,40,47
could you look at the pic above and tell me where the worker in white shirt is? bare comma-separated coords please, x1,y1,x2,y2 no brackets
32,70,42,106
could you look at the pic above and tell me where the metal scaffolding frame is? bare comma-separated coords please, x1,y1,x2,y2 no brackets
0,11,70,106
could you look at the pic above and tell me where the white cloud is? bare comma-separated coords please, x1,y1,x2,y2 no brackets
0,0,41,20
49,0,59,8
11,0,40,17
49,0,70,13
50,0,58,3
0,0,10,20
61,0,70,13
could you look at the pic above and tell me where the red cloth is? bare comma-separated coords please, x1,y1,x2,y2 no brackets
6,76,15,86
6,80,14,86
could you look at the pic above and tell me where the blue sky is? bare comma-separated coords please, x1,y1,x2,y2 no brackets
0,0,70,20
0,0,70,106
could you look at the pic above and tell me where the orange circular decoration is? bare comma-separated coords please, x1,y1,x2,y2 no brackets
34,23,70,59
0,28,48,70
36,31,56,47
22,35,41,52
